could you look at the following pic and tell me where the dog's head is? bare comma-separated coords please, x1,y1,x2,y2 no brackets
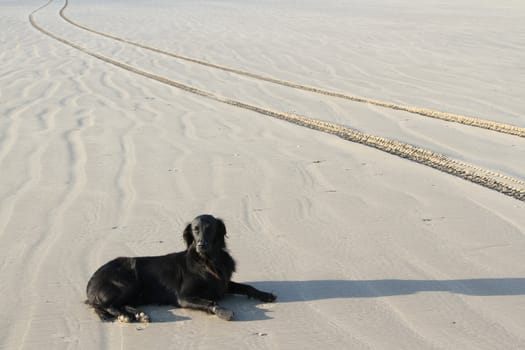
183,214,227,255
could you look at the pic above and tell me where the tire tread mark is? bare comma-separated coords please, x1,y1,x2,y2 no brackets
29,1,525,202
58,0,525,138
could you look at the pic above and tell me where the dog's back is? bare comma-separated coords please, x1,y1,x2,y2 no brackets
86,253,183,308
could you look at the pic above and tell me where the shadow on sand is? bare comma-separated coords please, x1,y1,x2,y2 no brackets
247,278,525,302
124,278,525,323
138,305,191,323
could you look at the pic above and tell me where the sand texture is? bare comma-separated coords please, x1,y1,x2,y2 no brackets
1,0,525,349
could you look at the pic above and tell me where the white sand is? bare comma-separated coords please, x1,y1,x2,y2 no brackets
1,0,525,348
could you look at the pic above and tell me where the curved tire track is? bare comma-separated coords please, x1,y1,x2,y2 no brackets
58,0,525,138
29,1,525,201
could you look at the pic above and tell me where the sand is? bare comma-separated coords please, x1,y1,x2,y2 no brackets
1,0,525,349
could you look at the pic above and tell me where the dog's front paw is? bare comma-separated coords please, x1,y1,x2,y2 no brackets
213,306,234,321
258,291,277,303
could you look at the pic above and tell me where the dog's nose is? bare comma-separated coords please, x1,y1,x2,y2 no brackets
197,240,208,248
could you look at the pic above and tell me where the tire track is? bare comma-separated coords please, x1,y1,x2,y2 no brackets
58,0,525,138
29,1,525,202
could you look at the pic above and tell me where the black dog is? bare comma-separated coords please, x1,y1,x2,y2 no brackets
86,214,276,322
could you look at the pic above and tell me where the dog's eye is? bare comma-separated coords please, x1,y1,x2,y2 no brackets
194,226,200,231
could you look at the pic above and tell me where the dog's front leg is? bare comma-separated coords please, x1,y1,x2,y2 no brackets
177,296,234,321
228,281,277,302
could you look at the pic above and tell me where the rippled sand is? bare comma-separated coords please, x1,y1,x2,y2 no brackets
1,0,525,349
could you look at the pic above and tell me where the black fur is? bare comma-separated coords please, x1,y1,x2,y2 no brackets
85,214,276,322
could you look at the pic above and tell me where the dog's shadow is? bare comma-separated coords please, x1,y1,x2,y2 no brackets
138,306,191,323
219,295,275,321
139,278,525,323
249,278,525,302
140,297,274,323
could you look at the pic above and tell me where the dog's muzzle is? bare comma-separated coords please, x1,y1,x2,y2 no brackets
196,241,209,254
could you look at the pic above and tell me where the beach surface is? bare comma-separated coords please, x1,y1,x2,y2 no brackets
1,0,525,349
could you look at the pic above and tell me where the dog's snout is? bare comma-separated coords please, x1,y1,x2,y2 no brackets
196,239,209,254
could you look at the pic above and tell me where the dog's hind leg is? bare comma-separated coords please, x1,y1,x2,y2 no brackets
90,304,133,322
110,306,133,323
97,306,136,323
124,305,150,323
92,305,117,322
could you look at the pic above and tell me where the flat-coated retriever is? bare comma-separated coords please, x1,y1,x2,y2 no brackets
86,214,276,322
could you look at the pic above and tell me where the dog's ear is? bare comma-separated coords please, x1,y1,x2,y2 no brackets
217,218,227,237
215,218,227,248
183,223,193,248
